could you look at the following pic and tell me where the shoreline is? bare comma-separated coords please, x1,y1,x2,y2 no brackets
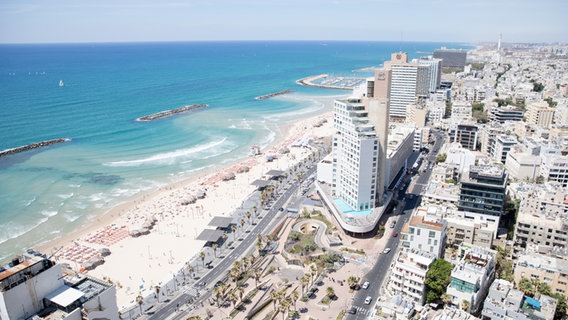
34,104,337,308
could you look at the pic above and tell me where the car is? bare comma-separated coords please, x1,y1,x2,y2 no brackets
364,296,372,305
392,231,398,237
362,281,370,289
348,306,357,314
390,221,396,228
383,248,391,254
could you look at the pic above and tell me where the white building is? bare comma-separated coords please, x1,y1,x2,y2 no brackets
492,134,518,164
388,249,437,305
0,255,118,320
504,147,541,182
417,57,442,92
385,125,415,188
540,151,568,187
446,245,496,314
482,279,557,320
385,52,430,120
401,215,447,258
332,98,379,211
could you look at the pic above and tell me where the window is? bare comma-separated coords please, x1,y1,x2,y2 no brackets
429,231,436,238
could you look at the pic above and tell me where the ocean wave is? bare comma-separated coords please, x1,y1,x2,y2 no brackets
57,192,74,199
41,210,58,217
23,196,36,207
104,138,228,167
0,217,49,246
228,118,253,130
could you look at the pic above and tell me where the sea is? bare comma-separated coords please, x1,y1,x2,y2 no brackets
0,41,469,262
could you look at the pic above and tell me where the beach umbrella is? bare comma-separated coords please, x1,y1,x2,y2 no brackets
99,248,111,256
237,166,250,173
222,172,236,181
196,190,206,198
130,230,141,237
82,261,94,270
139,228,150,235
278,147,290,154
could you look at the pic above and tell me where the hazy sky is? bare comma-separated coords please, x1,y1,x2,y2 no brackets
0,0,566,44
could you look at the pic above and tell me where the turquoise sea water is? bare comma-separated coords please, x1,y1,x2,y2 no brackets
0,41,468,261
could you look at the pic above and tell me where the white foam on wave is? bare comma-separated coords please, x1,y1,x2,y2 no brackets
228,118,253,130
41,210,58,217
23,196,36,207
58,192,74,200
104,138,228,167
0,217,49,245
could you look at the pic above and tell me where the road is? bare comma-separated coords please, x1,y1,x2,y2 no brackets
345,129,446,318
149,161,320,320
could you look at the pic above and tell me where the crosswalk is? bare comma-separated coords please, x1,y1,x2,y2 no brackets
348,305,371,316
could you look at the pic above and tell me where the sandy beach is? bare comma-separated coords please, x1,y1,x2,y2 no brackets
40,109,335,308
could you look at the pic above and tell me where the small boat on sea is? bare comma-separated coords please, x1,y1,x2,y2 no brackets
59,80,64,87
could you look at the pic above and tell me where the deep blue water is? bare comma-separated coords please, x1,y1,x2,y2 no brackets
0,41,468,261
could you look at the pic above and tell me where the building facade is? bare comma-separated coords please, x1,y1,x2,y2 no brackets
458,165,508,217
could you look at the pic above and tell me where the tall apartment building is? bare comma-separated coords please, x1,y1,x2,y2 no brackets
482,279,557,320
433,48,467,68
526,101,556,128
514,253,568,298
0,255,118,320
406,103,428,128
417,57,442,92
449,124,479,151
388,249,437,305
458,165,508,217
332,98,379,211
479,123,505,155
540,152,568,187
446,245,496,313
401,215,447,258
488,105,525,123
492,134,518,164
383,52,430,120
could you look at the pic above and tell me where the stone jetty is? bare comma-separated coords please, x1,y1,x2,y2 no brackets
136,104,208,121
0,138,70,158
254,90,294,100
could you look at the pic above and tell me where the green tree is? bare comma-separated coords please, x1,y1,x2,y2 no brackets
461,299,470,312
425,259,453,303
436,153,447,164
518,277,536,297
551,293,567,320
326,286,336,299
495,246,514,282
347,276,359,290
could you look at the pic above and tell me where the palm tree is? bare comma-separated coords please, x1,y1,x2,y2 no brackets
241,257,249,273
253,206,258,219
271,290,281,311
233,260,241,271
212,243,218,258
236,286,245,304
256,238,264,255
186,263,194,279
228,290,238,308
155,285,161,303
461,299,470,312
230,266,241,283
222,232,228,248
213,286,223,307
347,275,359,290
199,250,206,267
231,224,237,241
291,289,299,310
136,295,144,315
300,274,310,294
279,296,292,320
246,211,252,224
252,268,262,289
310,265,317,285
326,286,335,300
441,293,451,306
239,218,245,235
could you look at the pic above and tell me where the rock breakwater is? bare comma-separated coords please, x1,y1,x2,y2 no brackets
136,104,208,121
0,138,71,158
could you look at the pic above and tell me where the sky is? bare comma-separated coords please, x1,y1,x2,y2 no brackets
0,0,566,44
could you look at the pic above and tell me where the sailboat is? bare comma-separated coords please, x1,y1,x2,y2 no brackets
59,80,64,87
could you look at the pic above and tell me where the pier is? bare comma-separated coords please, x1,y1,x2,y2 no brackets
0,138,71,158
296,74,364,90
254,90,294,100
136,104,208,121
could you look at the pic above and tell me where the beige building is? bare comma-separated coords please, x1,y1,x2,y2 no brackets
514,253,568,298
526,101,555,128
406,103,428,128
504,148,541,182
388,249,437,305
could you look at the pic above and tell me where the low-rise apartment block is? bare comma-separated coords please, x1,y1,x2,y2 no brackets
388,249,437,305
401,215,447,258
446,245,497,314
482,278,557,320
514,252,568,298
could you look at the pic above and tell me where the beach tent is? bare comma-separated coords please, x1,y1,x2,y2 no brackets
99,248,111,256
195,189,206,199
129,230,141,237
222,172,236,181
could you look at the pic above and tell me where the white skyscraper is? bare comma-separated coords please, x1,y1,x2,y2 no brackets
332,98,379,211
417,57,442,92
385,52,430,120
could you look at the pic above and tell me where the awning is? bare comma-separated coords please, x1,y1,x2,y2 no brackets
46,285,85,307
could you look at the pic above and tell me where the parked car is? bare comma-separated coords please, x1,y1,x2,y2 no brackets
348,306,357,314
392,231,398,237
362,281,370,289
383,248,391,254
364,296,372,305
